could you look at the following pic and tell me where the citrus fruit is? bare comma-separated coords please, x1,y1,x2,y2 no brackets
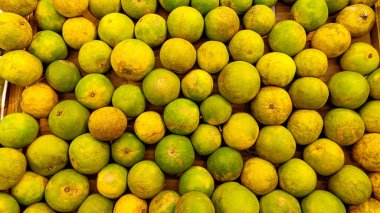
62,17,96,50
111,133,145,168
77,194,114,213
325,0,349,14
111,39,155,81
359,100,380,133
0,193,20,213
88,106,127,141
134,111,166,144
206,147,243,182
191,0,219,15
112,84,146,118
0,148,27,190
52,0,88,17
75,74,114,110
0,0,37,16
197,41,229,74
350,0,377,6
286,110,323,145
155,134,195,175
45,60,81,93
158,0,190,12
367,68,380,99
135,13,167,48
26,134,69,176
349,198,380,213
190,124,222,156
228,30,264,64
294,48,328,77
291,0,328,32
301,190,346,213
0,113,39,148
200,94,232,126
28,30,67,64
69,133,110,175
336,4,375,38
142,68,181,106
243,5,276,36
220,0,253,14
181,69,213,102
98,12,135,47
253,0,277,6
21,83,59,119
89,0,121,19
11,171,47,206
48,100,90,140
149,190,180,213
24,202,55,213
0,12,33,51
289,77,329,110
340,42,379,75
97,163,128,199
127,160,165,199
121,0,157,19
160,38,196,74
303,138,345,176
35,0,66,32
179,166,214,197
114,194,148,213
78,40,112,74
278,158,317,198
352,133,380,172
369,173,380,200
205,6,240,42
260,190,302,213
175,191,215,213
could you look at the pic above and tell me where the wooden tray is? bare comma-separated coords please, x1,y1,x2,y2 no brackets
3,1,380,207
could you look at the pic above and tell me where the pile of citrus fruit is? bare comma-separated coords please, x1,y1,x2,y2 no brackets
0,0,380,212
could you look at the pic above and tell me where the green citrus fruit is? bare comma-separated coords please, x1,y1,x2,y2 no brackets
135,14,167,48
121,0,157,19
367,68,380,99
89,0,121,19
77,194,114,213
205,6,240,42
23,202,55,213
35,0,66,32
220,0,253,14
111,133,145,168
11,171,47,206
28,30,67,64
0,193,20,213
228,30,264,64
206,147,243,182
112,84,146,118
98,12,135,47
0,148,27,190
175,191,215,213
45,60,81,93
179,166,214,197
190,124,222,156
149,190,180,213
289,77,329,110
197,41,229,74
200,94,232,126
286,110,323,145
191,0,219,15
160,38,196,74
97,163,128,199
325,0,349,14
291,0,328,32
158,0,190,12
359,100,380,133
301,190,346,213
243,5,276,36
78,40,112,74
181,69,213,102
340,42,379,75
260,190,301,213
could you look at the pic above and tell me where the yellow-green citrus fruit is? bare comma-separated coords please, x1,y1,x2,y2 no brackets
77,194,114,213
163,98,200,135
250,86,293,125
367,68,380,99
349,0,377,6
253,0,277,7
278,158,317,198
340,42,379,76
349,198,380,213
167,6,204,43
149,190,180,213
294,48,328,77
289,77,329,110
190,124,222,156
206,147,243,182
181,69,213,102
45,60,81,93
121,0,157,19
301,190,346,213
160,38,196,74
134,111,166,144
159,0,190,12
11,171,48,206
324,108,365,146
311,23,351,58
48,100,90,140
241,157,278,196
222,112,259,150
88,106,127,141
89,0,121,19
0,148,27,190
325,0,349,14
286,110,323,145
52,0,89,17
369,173,380,200
62,17,97,50
127,160,165,199
220,0,253,14
174,191,215,213
111,39,155,81
28,30,67,64
23,202,55,213
205,6,240,42
0,113,39,148
113,194,148,213
45,169,89,212
69,133,110,175
112,84,146,118
142,68,181,106
21,83,59,119
35,0,67,33
218,61,261,104
155,134,195,175
111,133,145,168
291,0,328,32
256,52,296,87
200,94,232,126
303,138,345,176
0,12,33,51
212,182,260,213
228,30,264,64
328,165,372,205
97,163,128,199
0,50,43,87
0,0,37,16
78,40,112,74
260,190,301,213
191,0,219,15
135,14,167,48
328,71,370,109
269,20,306,56
255,125,296,164
352,133,380,172
179,166,214,197
336,4,375,38
98,12,135,48
197,41,229,74
359,100,380,133
243,5,276,36
0,193,20,213
26,134,69,176
75,73,115,110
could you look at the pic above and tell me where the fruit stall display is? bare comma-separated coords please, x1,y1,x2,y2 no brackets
0,0,380,212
